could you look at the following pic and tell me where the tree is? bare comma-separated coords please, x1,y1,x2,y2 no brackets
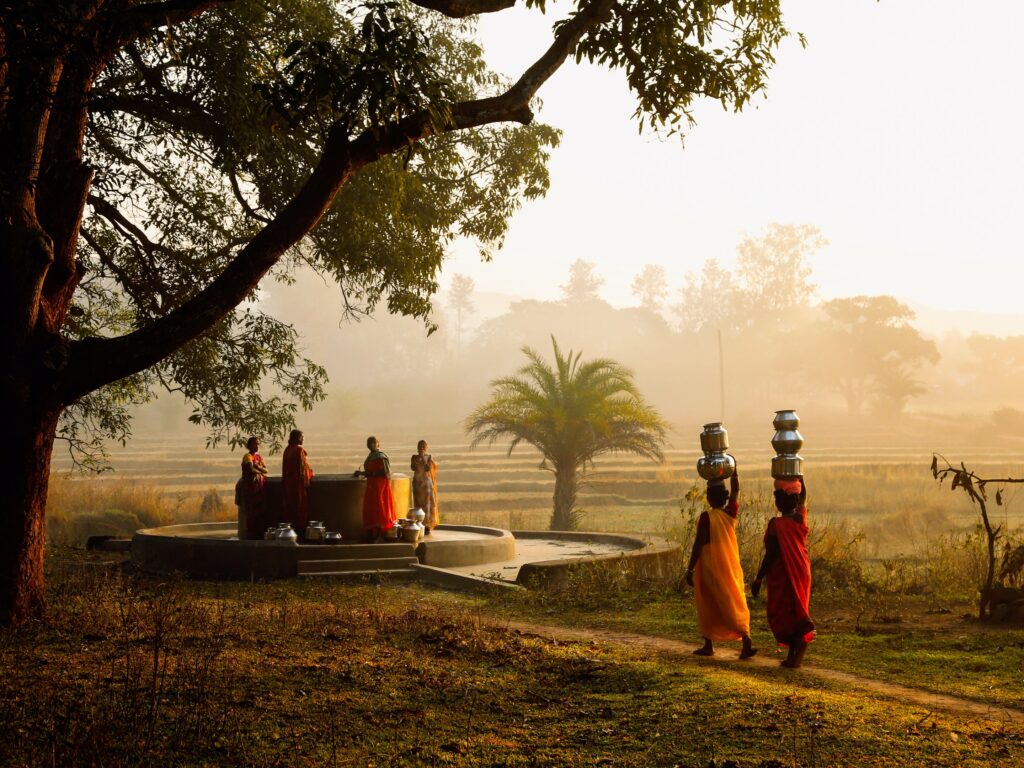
1,0,793,625
931,456,1024,619
630,264,667,311
673,258,740,333
465,337,666,530
561,258,604,303
815,296,939,417
673,224,821,334
447,273,476,348
735,223,824,318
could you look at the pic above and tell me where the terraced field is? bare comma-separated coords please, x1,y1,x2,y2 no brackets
50,429,1024,551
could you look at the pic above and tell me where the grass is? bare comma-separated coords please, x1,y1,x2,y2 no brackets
453,564,1024,713
2,549,1023,767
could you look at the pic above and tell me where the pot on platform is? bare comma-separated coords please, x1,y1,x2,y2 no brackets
276,525,298,545
305,522,326,542
324,531,343,544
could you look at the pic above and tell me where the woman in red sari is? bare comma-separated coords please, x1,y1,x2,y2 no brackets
236,436,269,539
355,436,396,541
752,477,815,668
282,429,314,534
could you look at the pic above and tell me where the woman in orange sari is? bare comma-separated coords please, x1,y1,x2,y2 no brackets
410,439,439,535
282,429,314,534
686,463,757,659
236,436,269,539
355,436,396,541
752,477,815,668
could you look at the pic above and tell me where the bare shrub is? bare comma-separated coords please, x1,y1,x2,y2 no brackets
46,477,175,546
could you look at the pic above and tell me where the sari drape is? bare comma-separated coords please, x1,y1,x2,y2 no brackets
239,451,268,539
765,511,815,646
694,507,751,641
411,453,439,529
362,451,396,532
282,444,313,532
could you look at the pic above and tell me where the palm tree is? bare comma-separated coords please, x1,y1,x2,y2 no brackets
465,337,668,530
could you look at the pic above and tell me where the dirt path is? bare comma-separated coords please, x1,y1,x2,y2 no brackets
499,619,1024,726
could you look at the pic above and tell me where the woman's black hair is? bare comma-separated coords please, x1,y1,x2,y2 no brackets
707,484,730,508
774,489,799,513
366,435,377,449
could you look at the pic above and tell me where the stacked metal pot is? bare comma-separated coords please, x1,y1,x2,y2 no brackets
696,422,736,481
770,409,804,479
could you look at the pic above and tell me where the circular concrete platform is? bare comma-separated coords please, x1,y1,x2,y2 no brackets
131,522,515,579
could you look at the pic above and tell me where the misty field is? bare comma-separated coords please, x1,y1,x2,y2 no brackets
48,431,1024,562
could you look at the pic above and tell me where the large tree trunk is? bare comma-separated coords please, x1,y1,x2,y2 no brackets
550,467,579,531
0,389,60,626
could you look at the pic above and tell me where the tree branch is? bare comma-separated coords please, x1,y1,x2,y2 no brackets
61,122,355,402
60,0,614,402
408,0,516,19
101,1,230,51
349,0,614,161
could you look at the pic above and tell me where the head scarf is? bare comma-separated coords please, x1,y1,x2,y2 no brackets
774,477,802,495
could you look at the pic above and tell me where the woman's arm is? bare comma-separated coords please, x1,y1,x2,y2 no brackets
685,513,710,587
751,527,779,596
729,460,739,504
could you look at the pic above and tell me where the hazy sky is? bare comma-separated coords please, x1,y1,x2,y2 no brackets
442,1,1024,316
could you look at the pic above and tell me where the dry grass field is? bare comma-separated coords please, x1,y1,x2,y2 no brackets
48,430,1024,559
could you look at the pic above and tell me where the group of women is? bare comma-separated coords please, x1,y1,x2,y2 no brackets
235,433,440,542
685,461,815,668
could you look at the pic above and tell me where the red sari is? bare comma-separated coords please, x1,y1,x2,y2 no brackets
239,451,268,539
362,451,396,534
764,509,815,646
282,444,313,532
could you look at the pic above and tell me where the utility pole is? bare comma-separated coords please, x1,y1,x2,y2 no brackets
717,328,726,421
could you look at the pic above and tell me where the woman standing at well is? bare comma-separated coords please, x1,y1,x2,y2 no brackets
282,429,313,534
355,436,396,541
410,439,439,535
236,436,269,539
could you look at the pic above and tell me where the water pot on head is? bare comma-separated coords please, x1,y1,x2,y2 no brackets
697,422,735,481
770,409,804,479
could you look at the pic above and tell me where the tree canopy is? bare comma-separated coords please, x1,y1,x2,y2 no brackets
1,0,793,624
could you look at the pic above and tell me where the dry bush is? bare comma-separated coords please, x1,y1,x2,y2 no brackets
46,476,177,546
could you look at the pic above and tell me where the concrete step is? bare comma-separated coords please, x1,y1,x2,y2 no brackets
298,568,419,582
297,556,419,575
297,543,417,560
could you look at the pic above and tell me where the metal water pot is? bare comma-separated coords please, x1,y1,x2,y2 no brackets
264,527,278,541
699,423,729,453
772,409,799,431
770,409,804,479
276,525,298,545
305,522,325,542
771,428,804,455
771,455,804,479
324,531,343,544
697,453,736,481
